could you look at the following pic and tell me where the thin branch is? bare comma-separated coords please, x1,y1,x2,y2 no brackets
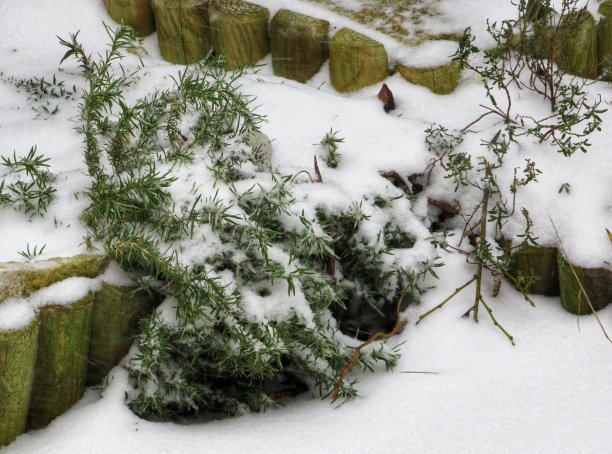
473,186,490,322
332,280,414,401
416,275,477,324
480,296,515,345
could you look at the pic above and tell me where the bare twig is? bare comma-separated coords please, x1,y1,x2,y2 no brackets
416,275,477,324
400,371,440,375
314,156,323,183
480,296,515,345
473,186,491,322
332,281,414,401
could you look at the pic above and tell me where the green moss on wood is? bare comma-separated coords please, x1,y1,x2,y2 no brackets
0,255,109,303
395,61,461,94
329,28,388,92
270,9,330,83
209,0,270,70
103,0,156,37
87,283,159,386
507,245,559,296
558,255,612,315
598,1,612,81
555,10,598,79
0,319,39,448
153,0,212,64
27,294,94,430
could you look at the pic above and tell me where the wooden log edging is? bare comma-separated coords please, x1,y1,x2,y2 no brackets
270,9,330,83
27,291,95,430
330,28,389,92
598,0,612,81
0,305,39,448
208,0,270,70
557,254,612,315
103,0,156,37
0,256,160,447
87,283,159,386
506,245,560,296
153,0,212,64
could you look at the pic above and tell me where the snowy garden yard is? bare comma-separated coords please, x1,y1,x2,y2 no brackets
0,0,611,452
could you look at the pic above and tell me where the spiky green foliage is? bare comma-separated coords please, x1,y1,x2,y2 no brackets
0,146,56,217
62,25,431,420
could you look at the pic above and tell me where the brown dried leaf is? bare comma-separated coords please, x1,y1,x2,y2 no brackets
378,83,395,113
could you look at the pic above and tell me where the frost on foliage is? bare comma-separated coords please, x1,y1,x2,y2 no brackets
63,25,437,420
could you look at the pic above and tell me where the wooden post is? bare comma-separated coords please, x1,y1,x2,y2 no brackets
208,0,270,70
152,0,212,65
27,294,94,430
270,9,330,83
395,61,461,95
555,10,598,79
0,312,39,448
103,0,156,37
87,283,158,386
329,28,388,92
507,245,560,296
598,1,612,81
558,255,612,315
0,255,108,303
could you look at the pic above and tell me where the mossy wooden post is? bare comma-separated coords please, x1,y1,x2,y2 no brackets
87,283,158,386
152,0,212,64
103,0,156,36
558,255,612,315
208,0,270,70
598,1,612,81
0,255,108,302
27,294,95,430
395,61,461,95
507,246,560,296
329,28,388,92
270,9,330,83
0,318,39,447
555,10,598,79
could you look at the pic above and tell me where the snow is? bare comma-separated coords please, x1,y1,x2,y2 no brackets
0,0,611,451
5,252,612,454
0,299,36,331
28,277,100,309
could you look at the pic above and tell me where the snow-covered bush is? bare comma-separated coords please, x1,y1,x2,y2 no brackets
416,0,605,341
60,25,435,420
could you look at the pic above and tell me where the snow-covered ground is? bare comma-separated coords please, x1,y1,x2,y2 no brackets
1,0,611,452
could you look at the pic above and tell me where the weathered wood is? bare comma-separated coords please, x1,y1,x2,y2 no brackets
329,28,388,92
598,0,612,81
208,0,270,70
103,0,156,37
270,9,330,83
395,61,461,95
558,255,612,315
0,255,109,303
555,10,598,79
0,317,39,447
27,294,94,430
152,0,212,64
87,283,158,386
507,245,559,296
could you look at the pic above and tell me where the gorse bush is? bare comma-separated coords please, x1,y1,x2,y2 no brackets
61,25,433,420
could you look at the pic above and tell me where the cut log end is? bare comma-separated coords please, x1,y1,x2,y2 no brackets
330,28,389,93
270,9,330,83
103,0,156,37
209,0,270,70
